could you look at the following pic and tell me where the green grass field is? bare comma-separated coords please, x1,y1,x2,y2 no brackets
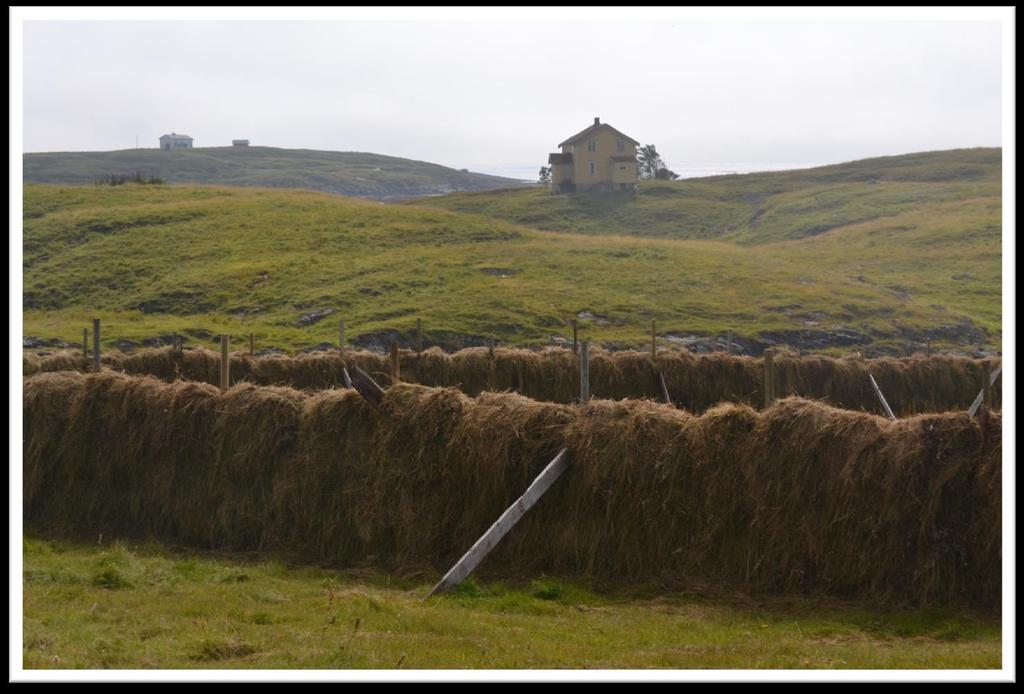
23,146,531,200
21,538,1001,669
21,148,1001,355
413,148,1001,243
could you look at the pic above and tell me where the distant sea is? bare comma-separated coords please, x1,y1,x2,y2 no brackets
475,162,827,182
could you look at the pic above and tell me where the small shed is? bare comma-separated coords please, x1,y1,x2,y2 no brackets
232,139,250,147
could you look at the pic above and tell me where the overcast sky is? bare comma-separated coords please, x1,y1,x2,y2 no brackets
21,17,1003,176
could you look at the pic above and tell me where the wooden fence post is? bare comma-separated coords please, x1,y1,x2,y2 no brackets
83,328,88,358
92,318,101,371
579,340,590,404
220,335,230,391
339,320,345,356
763,348,775,408
249,333,254,356
651,320,656,359
572,319,578,354
417,318,423,354
389,342,400,383
727,330,733,354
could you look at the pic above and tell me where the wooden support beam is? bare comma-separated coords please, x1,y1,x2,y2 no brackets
249,333,254,356
92,318,101,371
425,448,571,599
349,365,385,411
969,364,1001,417
417,318,423,354
572,319,578,354
727,330,733,354
579,341,590,404
341,367,353,389
83,328,88,358
763,348,775,408
658,371,672,406
219,335,230,391
869,373,897,421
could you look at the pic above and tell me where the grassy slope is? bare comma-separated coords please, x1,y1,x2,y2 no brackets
412,148,1001,243
23,146,532,200
22,179,999,353
22,538,1000,669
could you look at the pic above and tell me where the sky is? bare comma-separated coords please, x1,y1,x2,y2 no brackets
20,12,1004,178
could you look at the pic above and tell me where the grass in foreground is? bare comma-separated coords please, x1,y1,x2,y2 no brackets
22,537,1000,669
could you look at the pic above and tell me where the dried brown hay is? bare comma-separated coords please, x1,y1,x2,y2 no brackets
23,344,1001,417
23,371,1000,608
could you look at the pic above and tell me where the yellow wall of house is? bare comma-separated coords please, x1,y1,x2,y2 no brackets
570,127,637,186
551,163,573,185
611,160,638,185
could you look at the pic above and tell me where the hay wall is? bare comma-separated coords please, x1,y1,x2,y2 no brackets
24,346,1002,416
23,371,1001,609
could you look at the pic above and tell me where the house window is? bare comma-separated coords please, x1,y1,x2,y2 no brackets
587,140,596,152
589,162,596,176
617,140,624,152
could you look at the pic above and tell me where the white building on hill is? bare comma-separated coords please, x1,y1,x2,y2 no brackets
159,133,193,150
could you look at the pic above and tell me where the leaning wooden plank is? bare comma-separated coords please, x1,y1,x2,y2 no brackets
658,371,672,406
425,448,571,599
968,365,1002,417
349,365,385,411
341,366,353,389
869,373,897,421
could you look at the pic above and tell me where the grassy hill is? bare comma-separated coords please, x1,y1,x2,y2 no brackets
21,147,1001,355
412,148,1001,243
23,146,533,200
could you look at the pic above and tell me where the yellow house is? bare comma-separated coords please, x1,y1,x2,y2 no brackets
548,117,639,193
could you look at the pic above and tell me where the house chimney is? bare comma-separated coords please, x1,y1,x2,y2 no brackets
594,117,600,125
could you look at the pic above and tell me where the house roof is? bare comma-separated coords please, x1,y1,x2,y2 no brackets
160,133,193,140
548,152,573,165
558,122,640,148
